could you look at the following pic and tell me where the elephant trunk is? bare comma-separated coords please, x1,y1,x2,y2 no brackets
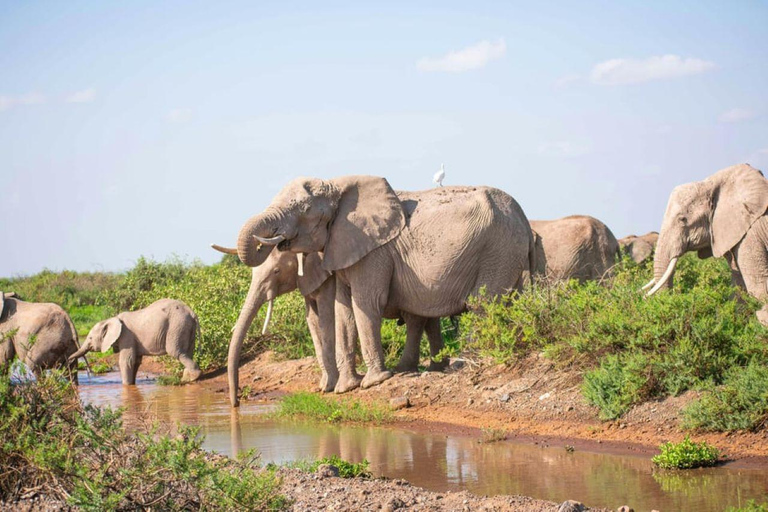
646,231,681,297
228,269,269,407
237,209,284,267
68,342,91,363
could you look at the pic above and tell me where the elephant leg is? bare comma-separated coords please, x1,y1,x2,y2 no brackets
395,314,426,373
733,233,768,326
179,353,201,382
425,318,448,371
351,300,391,390
0,339,14,373
118,347,139,385
334,281,363,394
313,279,339,392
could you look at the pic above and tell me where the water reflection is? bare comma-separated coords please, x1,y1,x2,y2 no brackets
78,372,768,512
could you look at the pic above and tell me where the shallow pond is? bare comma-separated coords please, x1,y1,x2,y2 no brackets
78,372,768,512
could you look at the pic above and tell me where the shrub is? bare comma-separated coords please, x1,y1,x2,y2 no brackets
651,436,720,469
0,374,287,510
275,392,392,424
282,456,371,478
727,501,768,512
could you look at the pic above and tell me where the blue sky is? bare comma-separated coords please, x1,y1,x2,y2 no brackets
1,0,766,275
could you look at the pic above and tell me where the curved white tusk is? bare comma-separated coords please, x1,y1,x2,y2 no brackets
261,300,273,335
253,234,285,245
210,243,238,255
640,278,656,291
645,258,678,297
297,253,304,277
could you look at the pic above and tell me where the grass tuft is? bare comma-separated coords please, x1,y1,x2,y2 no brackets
651,436,720,469
275,392,392,424
280,456,371,478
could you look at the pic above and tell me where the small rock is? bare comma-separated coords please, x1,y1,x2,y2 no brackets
617,506,634,512
566,405,574,411
381,497,405,511
538,392,551,401
498,393,510,403
389,396,410,410
467,398,474,406
421,371,430,378
315,464,339,479
558,500,586,512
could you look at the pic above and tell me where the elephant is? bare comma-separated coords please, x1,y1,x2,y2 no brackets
234,176,533,400
618,232,659,264
68,298,202,385
0,291,80,382
530,215,619,283
644,163,768,324
210,244,447,407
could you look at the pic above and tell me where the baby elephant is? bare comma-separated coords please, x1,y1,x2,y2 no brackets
69,299,202,385
1,291,80,382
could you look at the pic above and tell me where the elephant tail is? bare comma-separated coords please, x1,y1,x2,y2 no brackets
526,230,538,288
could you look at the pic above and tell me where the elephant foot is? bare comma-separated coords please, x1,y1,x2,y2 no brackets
319,371,339,393
361,369,393,389
181,368,202,383
334,373,363,394
427,358,449,372
394,361,419,373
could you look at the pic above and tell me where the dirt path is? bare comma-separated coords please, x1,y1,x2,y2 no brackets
198,351,768,466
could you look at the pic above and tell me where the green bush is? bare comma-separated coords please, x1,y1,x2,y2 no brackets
282,456,371,478
727,501,768,512
683,360,768,431
652,436,720,469
0,373,287,510
275,392,392,424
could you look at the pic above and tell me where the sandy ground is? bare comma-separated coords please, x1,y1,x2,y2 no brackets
196,350,768,465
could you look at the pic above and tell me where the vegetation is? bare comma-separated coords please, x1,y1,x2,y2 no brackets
0,373,287,510
280,456,372,478
480,427,508,444
727,501,768,512
651,437,721,469
275,392,392,424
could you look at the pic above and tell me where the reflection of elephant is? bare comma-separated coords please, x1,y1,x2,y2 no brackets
210,244,446,407
68,299,201,385
644,164,768,324
0,292,80,382
618,232,659,264
530,215,619,282
235,176,533,397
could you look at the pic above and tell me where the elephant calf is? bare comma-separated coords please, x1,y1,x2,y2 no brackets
0,291,80,382
69,298,202,385
618,232,659,264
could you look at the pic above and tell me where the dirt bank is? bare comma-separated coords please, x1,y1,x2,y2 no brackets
198,351,768,465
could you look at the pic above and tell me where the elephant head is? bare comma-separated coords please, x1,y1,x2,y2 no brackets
619,232,659,264
645,164,768,296
68,318,123,363
211,244,332,407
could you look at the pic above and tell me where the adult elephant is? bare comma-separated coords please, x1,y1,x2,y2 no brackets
618,232,659,264
0,292,80,382
210,244,446,407
644,163,768,324
235,176,533,399
68,299,202,385
530,215,619,283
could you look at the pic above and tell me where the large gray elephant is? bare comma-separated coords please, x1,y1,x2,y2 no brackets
210,244,446,407
68,298,202,385
530,215,619,283
0,292,80,382
235,176,533,399
644,163,768,324
618,232,659,264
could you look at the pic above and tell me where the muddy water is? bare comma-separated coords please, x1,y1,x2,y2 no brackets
78,373,768,512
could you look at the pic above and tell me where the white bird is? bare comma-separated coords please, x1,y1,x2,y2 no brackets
433,163,445,187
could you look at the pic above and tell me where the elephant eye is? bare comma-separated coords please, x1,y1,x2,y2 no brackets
679,216,687,225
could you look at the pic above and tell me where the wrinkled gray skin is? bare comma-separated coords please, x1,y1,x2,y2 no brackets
530,215,619,283
211,245,446,407
618,232,659,264
646,164,768,325
237,176,533,399
69,299,202,385
0,292,80,382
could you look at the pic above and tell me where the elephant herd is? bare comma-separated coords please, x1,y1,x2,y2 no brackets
3,163,766,407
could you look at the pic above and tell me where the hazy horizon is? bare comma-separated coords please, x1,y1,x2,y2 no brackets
2,1,767,276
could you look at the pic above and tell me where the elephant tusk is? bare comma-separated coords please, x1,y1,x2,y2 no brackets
253,234,285,245
297,253,304,277
210,243,238,255
640,278,656,291
645,258,678,297
261,300,273,335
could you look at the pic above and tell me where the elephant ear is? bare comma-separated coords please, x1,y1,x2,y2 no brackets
100,318,123,352
531,230,546,275
709,164,768,258
0,292,5,320
298,252,332,296
322,176,406,271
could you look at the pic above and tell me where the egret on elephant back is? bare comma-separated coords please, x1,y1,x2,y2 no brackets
229,174,535,407
643,163,768,325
